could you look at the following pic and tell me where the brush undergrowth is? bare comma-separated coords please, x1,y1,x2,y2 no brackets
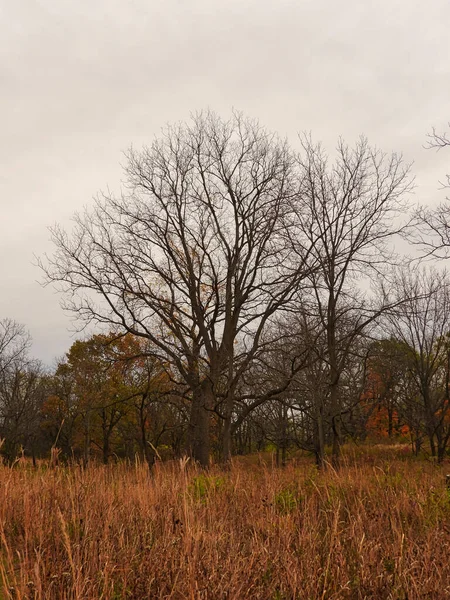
0,451,448,599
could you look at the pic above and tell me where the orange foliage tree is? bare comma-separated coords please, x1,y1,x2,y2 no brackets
361,338,411,439
44,332,186,464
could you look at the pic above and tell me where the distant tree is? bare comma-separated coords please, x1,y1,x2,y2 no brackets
0,320,44,464
56,334,141,464
106,334,186,465
0,362,46,465
386,267,450,461
0,319,31,376
362,338,411,439
41,359,80,459
44,333,183,465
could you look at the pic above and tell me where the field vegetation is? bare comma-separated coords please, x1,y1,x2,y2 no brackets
0,446,449,599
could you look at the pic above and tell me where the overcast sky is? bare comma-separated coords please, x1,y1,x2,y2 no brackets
2,0,450,366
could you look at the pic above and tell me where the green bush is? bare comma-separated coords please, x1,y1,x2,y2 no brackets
189,474,225,502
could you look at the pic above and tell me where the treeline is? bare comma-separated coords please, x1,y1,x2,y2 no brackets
1,310,450,467
3,112,450,467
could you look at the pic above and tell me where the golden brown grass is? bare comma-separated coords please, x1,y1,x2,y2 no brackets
0,449,449,599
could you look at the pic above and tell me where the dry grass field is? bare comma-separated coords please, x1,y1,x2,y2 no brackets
0,447,449,599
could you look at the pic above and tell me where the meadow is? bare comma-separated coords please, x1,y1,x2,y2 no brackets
0,446,449,599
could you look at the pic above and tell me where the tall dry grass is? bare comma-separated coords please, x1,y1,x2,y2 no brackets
0,449,449,599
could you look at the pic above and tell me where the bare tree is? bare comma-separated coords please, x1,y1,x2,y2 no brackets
412,204,450,259
0,357,45,465
252,311,329,466
0,319,39,464
40,111,314,466
385,266,450,462
290,136,412,466
425,125,450,153
0,319,31,376
411,123,450,258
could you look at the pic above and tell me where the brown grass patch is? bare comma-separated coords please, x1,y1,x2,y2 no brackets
0,453,449,599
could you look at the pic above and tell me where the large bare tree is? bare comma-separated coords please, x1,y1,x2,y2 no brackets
40,111,314,466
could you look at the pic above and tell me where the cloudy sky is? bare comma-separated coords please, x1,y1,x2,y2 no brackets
2,0,450,366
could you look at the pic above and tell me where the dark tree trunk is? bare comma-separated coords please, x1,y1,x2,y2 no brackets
222,413,233,463
187,382,211,468
328,293,342,469
330,379,342,468
388,405,394,437
102,440,109,464
429,432,436,457
315,398,326,469
138,396,155,467
413,434,422,456
221,354,236,464
83,410,91,468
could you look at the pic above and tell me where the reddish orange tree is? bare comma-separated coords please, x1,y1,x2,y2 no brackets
361,338,411,439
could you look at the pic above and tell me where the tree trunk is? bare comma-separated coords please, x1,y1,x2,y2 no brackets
327,293,341,469
388,405,394,437
423,388,436,457
331,414,342,468
315,397,326,469
186,381,211,468
101,410,110,465
138,397,155,467
413,433,422,456
330,379,342,468
435,426,449,464
280,403,288,467
221,354,236,464
222,409,233,464
83,410,91,468
102,436,110,465
429,432,436,457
